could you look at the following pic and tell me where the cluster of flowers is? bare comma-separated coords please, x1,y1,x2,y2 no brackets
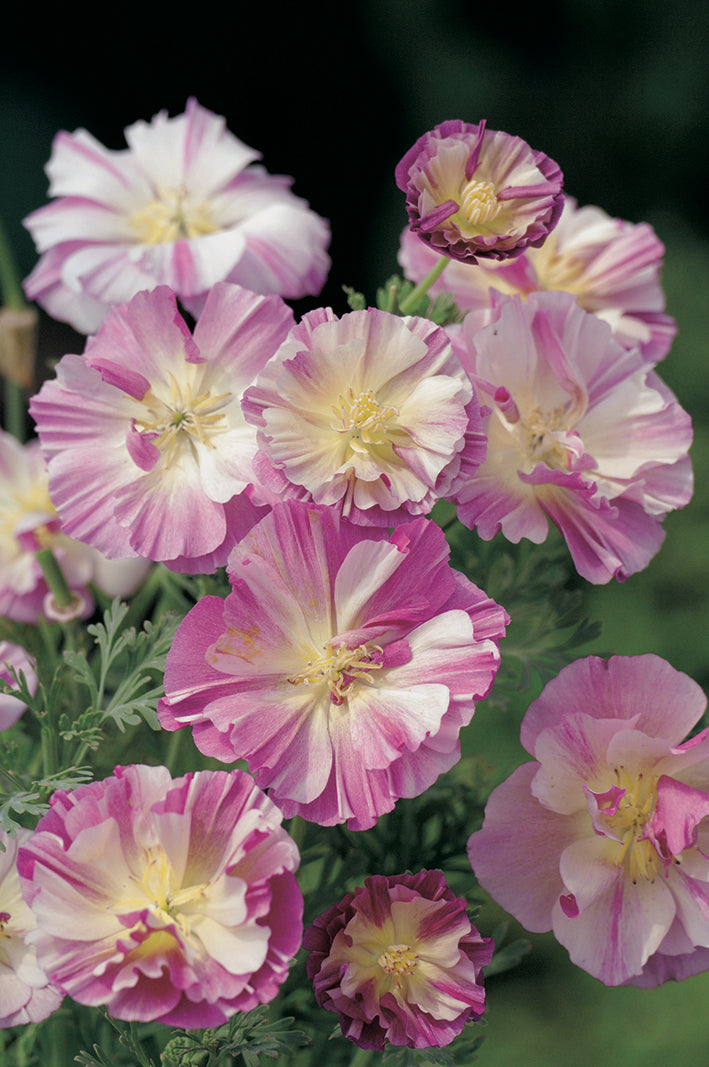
0,100,705,1053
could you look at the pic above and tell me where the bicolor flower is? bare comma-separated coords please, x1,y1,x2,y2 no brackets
395,119,563,265
0,642,37,730
398,195,676,362
23,98,331,333
17,764,302,1027
304,870,493,1049
0,829,63,1027
158,501,507,831
449,290,692,583
468,655,709,987
30,283,294,572
0,429,148,620
241,307,486,526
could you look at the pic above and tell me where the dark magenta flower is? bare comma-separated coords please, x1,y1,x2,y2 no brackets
304,870,493,1049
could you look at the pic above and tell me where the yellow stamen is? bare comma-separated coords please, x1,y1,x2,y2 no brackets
378,943,419,977
331,389,399,452
129,185,219,244
459,177,501,226
288,642,383,704
134,372,232,466
599,768,661,884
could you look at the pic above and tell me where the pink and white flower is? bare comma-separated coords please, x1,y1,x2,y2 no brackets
467,655,709,987
158,501,507,831
398,195,676,362
395,119,563,265
449,290,692,583
17,764,302,1027
0,829,63,1027
0,643,37,730
0,429,148,620
241,307,486,526
304,870,493,1049
30,283,294,572
23,98,331,334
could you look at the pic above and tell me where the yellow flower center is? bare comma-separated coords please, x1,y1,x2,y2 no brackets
523,404,571,469
459,176,501,226
117,847,209,934
288,641,383,705
599,768,661,884
129,184,219,244
135,373,232,466
530,232,589,299
377,943,419,976
331,389,399,453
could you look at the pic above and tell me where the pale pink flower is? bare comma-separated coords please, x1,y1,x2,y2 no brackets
305,871,492,1050
17,764,302,1027
241,306,486,526
0,643,37,729
0,829,63,1027
398,195,676,361
449,290,692,583
23,98,331,334
395,119,563,265
468,655,709,987
0,429,149,621
29,283,294,572
158,501,507,831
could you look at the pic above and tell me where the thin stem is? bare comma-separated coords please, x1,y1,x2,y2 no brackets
398,254,449,314
0,217,25,310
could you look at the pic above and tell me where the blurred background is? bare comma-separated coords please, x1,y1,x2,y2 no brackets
2,1,709,1062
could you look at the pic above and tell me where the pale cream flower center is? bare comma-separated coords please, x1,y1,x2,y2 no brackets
331,389,399,452
459,176,501,226
530,232,589,298
129,184,219,244
119,846,209,933
523,404,571,468
135,372,233,466
599,768,660,884
287,641,383,705
377,943,419,976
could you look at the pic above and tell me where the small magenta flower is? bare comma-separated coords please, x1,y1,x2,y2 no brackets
449,290,692,583
0,829,63,1027
30,283,294,572
0,429,149,620
17,765,303,1027
395,119,563,266
304,871,493,1050
158,501,507,831
468,655,709,987
241,306,486,526
398,195,676,362
23,98,331,333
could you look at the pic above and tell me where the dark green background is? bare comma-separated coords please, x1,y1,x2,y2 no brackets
2,2,708,1062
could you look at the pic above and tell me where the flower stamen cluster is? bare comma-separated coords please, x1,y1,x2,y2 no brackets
287,642,383,705
331,388,399,450
129,183,219,244
134,372,233,466
597,768,661,884
377,943,419,978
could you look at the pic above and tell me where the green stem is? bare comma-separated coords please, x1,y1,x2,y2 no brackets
0,217,25,310
35,548,75,609
398,254,449,314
